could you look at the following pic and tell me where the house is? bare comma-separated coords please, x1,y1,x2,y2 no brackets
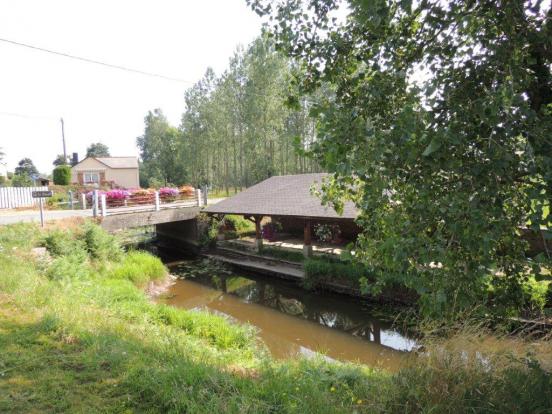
71,156,139,188
36,176,50,186
204,173,359,256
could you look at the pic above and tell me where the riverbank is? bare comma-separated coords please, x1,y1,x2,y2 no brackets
1,221,551,413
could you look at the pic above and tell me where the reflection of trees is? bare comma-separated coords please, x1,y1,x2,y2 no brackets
197,271,392,345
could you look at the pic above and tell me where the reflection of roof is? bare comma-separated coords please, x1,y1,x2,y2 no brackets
205,173,358,219
95,157,138,169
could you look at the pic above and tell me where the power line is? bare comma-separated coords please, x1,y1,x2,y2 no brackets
0,110,56,120
0,37,194,84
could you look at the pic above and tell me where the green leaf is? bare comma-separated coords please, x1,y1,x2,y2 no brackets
422,138,441,157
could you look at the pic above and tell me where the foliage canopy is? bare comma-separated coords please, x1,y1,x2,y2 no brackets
248,0,552,316
86,142,110,157
53,165,71,185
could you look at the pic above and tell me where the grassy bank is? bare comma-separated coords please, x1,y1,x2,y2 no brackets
1,222,551,413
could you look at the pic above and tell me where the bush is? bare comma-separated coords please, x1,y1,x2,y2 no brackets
80,222,122,261
224,215,255,235
303,257,370,289
53,165,71,185
42,229,87,260
109,250,166,285
46,192,69,209
11,173,32,187
46,254,91,281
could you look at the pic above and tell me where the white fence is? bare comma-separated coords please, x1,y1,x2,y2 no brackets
0,186,48,209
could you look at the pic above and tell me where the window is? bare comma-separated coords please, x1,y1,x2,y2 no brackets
84,172,100,184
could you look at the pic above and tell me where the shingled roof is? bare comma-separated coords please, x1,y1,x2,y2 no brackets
204,173,358,220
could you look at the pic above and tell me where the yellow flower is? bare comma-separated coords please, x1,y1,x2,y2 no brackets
330,387,336,392
357,399,363,405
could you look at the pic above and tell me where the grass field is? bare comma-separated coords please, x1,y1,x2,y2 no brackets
0,221,551,413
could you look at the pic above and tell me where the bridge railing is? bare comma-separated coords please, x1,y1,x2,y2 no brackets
91,188,202,217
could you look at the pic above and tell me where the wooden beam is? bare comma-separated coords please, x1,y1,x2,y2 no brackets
255,216,262,240
303,219,312,257
304,219,312,245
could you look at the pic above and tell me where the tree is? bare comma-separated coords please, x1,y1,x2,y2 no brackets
249,0,552,317
137,109,187,186
53,165,71,185
14,158,38,177
11,173,32,187
53,154,68,166
86,143,110,157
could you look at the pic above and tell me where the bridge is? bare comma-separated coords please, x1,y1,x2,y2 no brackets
89,190,204,248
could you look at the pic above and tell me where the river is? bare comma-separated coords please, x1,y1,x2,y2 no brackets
155,257,416,370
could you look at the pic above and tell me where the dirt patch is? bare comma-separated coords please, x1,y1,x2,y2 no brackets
145,274,178,298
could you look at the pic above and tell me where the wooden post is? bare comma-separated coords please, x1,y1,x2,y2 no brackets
100,194,107,217
93,190,99,217
80,193,86,209
39,197,44,228
154,191,160,211
254,216,263,252
303,219,312,257
196,189,203,207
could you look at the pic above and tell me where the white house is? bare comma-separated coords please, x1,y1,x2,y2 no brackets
71,156,139,188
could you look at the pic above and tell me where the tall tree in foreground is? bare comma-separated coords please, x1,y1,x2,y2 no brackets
249,0,552,317
86,142,110,157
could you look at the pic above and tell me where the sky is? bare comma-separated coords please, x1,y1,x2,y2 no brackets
0,0,262,174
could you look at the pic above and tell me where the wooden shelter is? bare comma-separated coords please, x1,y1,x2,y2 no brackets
204,173,358,256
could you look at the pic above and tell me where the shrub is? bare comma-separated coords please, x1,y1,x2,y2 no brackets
11,173,32,187
303,257,370,289
42,229,87,260
46,254,91,281
224,215,255,235
109,250,166,285
179,185,195,196
79,222,122,261
53,165,71,185
46,192,69,209
314,223,342,243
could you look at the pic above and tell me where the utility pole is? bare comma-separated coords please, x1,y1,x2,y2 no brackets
60,117,67,161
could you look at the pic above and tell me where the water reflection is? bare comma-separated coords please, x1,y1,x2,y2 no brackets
160,260,416,369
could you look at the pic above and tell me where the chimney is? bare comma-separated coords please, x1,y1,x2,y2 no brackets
71,152,79,166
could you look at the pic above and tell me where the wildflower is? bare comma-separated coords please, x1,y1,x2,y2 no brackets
330,386,336,392
357,399,363,405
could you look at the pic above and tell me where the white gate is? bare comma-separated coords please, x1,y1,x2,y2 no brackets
0,186,49,209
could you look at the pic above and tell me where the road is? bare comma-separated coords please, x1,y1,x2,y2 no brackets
0,209,93,225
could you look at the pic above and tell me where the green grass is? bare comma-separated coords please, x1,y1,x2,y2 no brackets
303,257,371,289
208,187,242,199
260,246,306,263
109,250,167,285
0,222,551,413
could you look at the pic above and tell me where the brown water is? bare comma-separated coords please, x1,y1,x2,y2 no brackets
159,259,415,370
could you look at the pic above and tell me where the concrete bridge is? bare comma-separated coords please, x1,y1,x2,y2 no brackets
92,190,205,250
